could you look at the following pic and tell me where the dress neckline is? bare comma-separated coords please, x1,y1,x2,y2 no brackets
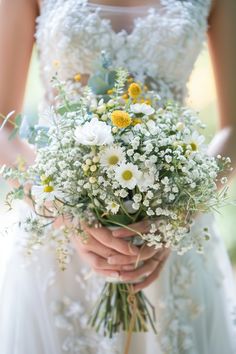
87,1,161,13
84,0,164,36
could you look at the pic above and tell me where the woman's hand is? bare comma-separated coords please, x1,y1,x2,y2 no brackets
72,222,140,278
110,220,171,293
73,219,170,291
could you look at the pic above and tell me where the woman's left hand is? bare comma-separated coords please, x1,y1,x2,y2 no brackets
110,220,170,293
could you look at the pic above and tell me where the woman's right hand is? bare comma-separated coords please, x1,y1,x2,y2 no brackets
72,223,140,278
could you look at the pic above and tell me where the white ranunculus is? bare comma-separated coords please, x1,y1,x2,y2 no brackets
130,103,155,115
75,118,114,145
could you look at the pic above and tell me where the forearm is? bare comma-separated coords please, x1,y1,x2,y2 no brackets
0,125,35,167
208,125,236,185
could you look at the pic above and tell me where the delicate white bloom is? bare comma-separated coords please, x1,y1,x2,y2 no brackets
132,203,140,210
133,194,142,203
165,155,172,163
31,185,63,204
106,201,120,214
119,189,128,198
221,177,228,184
75,118,113,145
185,131,205,152
176,122,185,131
138,172,155,192
115,163,141,189
130,103,155,115
100,146,125,169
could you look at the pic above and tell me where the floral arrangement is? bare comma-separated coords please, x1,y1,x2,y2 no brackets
0,56,231,339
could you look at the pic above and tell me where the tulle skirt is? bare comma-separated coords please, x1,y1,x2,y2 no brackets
0,201,236,354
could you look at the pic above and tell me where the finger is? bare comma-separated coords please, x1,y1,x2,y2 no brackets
81,251,123,271
107,254,137,266
73,233,119,259
84,225,139,256
93,268,121,279
152,248,170,262
107,245,158,265
111,219,150,238
120,259,157,282
133,255,169,293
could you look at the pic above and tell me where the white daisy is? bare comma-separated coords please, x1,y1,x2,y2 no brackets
185,132,205,152
31,185,63,204
100,146,125,169
130,103,155,116
115,162,141,190
106,201,120,214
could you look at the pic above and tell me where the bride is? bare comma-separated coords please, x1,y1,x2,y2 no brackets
0,0,236,353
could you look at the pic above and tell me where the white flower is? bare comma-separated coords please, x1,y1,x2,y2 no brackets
31,185,63,204
100,146,125,169
115,163,141,190
185,131,205,152
75,118,113,145
138,172,155,191
130,103,155,115
106,201,120,214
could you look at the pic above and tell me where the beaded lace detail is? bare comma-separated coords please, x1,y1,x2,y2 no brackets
35,0,212,105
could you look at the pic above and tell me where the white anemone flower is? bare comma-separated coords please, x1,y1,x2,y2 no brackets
185,131,205,152
115,163,141,190
31,185,63,204
130,103,155,116
100,146,125,169
106,201,120,214
75,118,113,145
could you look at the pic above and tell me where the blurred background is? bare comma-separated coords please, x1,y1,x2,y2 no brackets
0,46,236,265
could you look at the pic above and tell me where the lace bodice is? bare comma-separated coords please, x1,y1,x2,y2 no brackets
35,0,212,104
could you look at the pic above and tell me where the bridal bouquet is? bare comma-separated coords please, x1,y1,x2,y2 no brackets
0,57,230,338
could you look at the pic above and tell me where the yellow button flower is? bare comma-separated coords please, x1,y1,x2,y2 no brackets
128,82,142,99
122,93,129,100
74,73,81,82
107,88,114,95
111,110,132,128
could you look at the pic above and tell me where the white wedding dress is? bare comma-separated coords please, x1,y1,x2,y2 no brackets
1,0,236,353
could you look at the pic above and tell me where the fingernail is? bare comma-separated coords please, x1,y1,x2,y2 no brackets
108,257,115,264
110,272,119,277
112,229,122,237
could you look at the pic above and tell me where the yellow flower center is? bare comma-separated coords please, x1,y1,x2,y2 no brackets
74,73,81,82
111,110,131,128
128,83,142,98
108,155,119,165
122,170,133,181
190,142,198,151
43,185,54,193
